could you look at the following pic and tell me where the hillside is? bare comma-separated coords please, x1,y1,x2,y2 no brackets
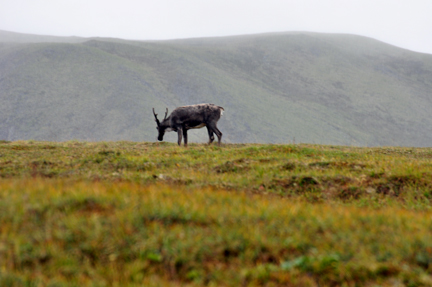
1,30,432,146
0,30,85,43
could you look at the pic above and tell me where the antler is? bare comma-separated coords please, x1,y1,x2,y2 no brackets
153,108,168,124
152,108,160,125
164,108,168,120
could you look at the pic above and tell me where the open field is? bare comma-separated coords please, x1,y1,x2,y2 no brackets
1,141,432,286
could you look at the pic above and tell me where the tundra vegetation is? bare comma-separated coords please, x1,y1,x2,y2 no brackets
1,140,432,286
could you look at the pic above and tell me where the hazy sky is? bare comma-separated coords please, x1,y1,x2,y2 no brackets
1,0,431,54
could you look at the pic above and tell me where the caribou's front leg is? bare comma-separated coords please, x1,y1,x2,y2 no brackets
183,128,188,147
206,126,215,144
177,128,183,146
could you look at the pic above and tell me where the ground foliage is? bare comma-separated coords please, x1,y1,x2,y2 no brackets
1,141,432,286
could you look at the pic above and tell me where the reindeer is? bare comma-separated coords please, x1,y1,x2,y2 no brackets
153,103,224,146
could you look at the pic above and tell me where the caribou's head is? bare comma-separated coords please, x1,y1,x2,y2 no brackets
153,108,169,141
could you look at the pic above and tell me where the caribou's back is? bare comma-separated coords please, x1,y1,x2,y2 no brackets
170,104,224,125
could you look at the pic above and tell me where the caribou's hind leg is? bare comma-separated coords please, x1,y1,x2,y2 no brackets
183,128,188,147
208,123,222,146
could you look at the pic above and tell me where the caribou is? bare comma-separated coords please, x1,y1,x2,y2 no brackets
153,103,224,146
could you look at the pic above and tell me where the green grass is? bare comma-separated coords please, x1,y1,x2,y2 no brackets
1,141,432,286
1,141,432,207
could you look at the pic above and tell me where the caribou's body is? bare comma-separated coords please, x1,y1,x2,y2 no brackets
153,103,224,146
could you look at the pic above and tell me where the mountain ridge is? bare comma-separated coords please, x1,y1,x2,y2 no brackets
1,30,431,146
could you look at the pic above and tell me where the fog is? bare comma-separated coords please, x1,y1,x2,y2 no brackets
1,0,431,54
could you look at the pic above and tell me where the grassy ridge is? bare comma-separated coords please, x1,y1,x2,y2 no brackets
1,140,432,203
1,141,432,286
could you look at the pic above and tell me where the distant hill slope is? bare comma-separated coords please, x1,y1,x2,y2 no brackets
0,30,85,43
1,30,432,146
